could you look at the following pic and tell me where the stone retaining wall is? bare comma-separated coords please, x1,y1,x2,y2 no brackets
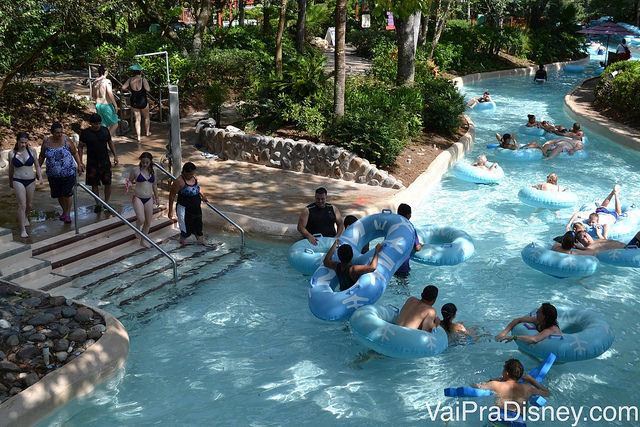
196,121,404,189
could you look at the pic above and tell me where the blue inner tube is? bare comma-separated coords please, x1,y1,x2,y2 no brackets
544,134,589,145
521,242,599,278
287,236,336,275
597,247,640,268
350,304,448,358
517,186,578,210
519,125,546,136
491,147,542,162
472,100,496,112
513,307,614,362
452,162,504,184
413,225,475,266
564,65,585,73
308,211,415,321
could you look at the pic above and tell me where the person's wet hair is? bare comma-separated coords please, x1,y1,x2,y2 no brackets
14,132,30,151
504,359,524,380
503,133,511,141
315,187,327,195
97,65,106,76
572,122,581,131
572,222,586,232
344,215,358,228
421,285,438,302
539,302,559,330
398,203,412,218
588,213,599,224
337,244,354,263
182,162,196,174
441,303,457,333
561,231,575,250
546,173,558,185
89,113,102,124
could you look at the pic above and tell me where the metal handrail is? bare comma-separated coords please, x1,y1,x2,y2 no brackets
153,162,245,247
73,183,178,284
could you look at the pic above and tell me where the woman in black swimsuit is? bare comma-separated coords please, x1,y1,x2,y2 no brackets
122,64,151,142
8,132,44,238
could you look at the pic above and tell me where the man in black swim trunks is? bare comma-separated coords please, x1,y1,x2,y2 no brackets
78,113,119,212
534,64,547,81
297,187,344,245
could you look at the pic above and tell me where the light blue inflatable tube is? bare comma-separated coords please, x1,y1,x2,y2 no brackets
413,225,475,266
513,307,614,362
308,210,414,321
597,247,640,267
471,100,496,112
564,65,585,73
492,147,542,161
519,125,546,136
452,162,504,184
287,236,336,275
350,304,448,358
517,186,579,210
521,242,599,278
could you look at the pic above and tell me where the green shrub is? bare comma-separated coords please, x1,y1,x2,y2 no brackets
594,61,640,124
205,82,230,124
348,28,396,59
419,77,465,134
326,78,423,167
279,94,328,137
370,40,398,84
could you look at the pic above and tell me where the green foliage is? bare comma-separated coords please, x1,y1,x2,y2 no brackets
418,77,465,135
305,3,332,39
348,28,396,59
326,78,423,167
594,61,640,124
369,40,398,84
205,82,230,124
279,95,328,137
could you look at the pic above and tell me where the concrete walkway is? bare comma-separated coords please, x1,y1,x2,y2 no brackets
323,45,372,76
564,76,640,151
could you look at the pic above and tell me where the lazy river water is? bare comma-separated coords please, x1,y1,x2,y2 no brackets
41,57,640,426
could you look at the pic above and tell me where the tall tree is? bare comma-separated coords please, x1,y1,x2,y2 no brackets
0,0,123,94
239,0,246,26
429,0,454,60
296,0,307,54
275,0,288,76
334,0,347,117
192,0,212,55
418,13,430,46
395,12,421,85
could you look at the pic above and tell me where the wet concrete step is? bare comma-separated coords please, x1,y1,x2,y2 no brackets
0,241,32,275
0,228,13,244
12,272,71,291
40,217,176,270
31,206,168,259
0,258,51,282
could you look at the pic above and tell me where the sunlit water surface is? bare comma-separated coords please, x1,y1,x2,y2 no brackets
42,57,640,426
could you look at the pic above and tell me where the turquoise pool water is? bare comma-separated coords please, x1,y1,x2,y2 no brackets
42,59,640,426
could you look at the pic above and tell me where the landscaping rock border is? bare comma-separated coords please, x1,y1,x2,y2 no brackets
196,122,405,189
0,281,129,426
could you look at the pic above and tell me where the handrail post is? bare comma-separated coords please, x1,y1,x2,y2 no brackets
152,162,245,247
73,185,79,235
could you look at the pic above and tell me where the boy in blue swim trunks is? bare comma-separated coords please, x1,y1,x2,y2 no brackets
566,184,621,239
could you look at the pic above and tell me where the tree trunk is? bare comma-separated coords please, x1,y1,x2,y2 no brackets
296,0,307,54
395,12,420,86
192,1,212,56
334,0,347,118
418,14,429,47
239,0,245,26
0,31,61,95
275,0,287,76
429,0,452,60
528,0,549,30
263,1,272,35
